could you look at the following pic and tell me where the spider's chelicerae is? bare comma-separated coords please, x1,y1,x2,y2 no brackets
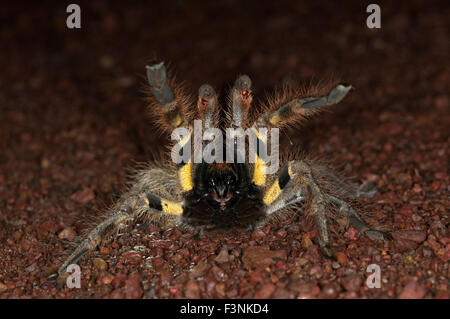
58,62,387,275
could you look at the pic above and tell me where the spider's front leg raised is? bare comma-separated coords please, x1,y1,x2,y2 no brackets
146,62,189,131
255,83,352,128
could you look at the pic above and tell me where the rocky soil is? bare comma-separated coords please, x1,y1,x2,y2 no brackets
0,1,448,298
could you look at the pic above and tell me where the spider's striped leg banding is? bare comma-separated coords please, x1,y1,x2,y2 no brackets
144,193,184,216
263,162,298,209
251,125,268,187
58,191,184,276
197,84,218,129
175,129,194,192
231,75,252,127
256,84,352,127
263,160,332,256
146,62,187,129
262,159,386,257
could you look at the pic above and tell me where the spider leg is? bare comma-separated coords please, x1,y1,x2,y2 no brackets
231,74,252,127
325,194,388,241
172,127,194,193
290,160,333,257
146,62,188,130
197,84,218,129
262,160,335,257
57,192,183,275
309,162,378,199
355,181,378,199
262,160,387,257
255,84,352,127
263,163,301,211
58,202,136,275
250,126,268,187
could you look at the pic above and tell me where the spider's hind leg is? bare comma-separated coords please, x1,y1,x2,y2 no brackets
325,194,388,241
57,201,137,275
57,191,184,276
262,160,384,258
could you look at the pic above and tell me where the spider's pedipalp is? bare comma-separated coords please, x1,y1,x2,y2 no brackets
255,83,352,128
197,84,218,129
231,74,252,127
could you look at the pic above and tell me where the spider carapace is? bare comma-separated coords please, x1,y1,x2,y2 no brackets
57,62,387,275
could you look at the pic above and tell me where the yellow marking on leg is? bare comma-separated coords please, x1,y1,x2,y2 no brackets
263,180,282,205
252,126,267,186
161,199,183,215
269,113,281,125
253,156,266,186
169,112,182,127
253,126,269,143
179,162,193,191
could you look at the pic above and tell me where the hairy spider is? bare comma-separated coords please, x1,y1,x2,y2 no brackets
57,62,387,275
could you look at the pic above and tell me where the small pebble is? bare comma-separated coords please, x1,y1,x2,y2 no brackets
92,257,108,271
124,273,143,299
398,281,426,299
70,188,95,204
341,274,362,292
335,252,348,265
254,283,275,299
332,261,341,269
58,228,76,241
184,280,201,299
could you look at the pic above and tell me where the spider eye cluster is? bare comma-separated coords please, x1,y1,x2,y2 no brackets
207,175,235,188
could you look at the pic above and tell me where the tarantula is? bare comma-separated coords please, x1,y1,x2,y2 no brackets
57,62,386,275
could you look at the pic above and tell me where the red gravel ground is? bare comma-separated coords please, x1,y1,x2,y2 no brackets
0,1,448,299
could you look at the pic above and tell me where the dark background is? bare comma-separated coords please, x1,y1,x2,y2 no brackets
0,1,448,298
